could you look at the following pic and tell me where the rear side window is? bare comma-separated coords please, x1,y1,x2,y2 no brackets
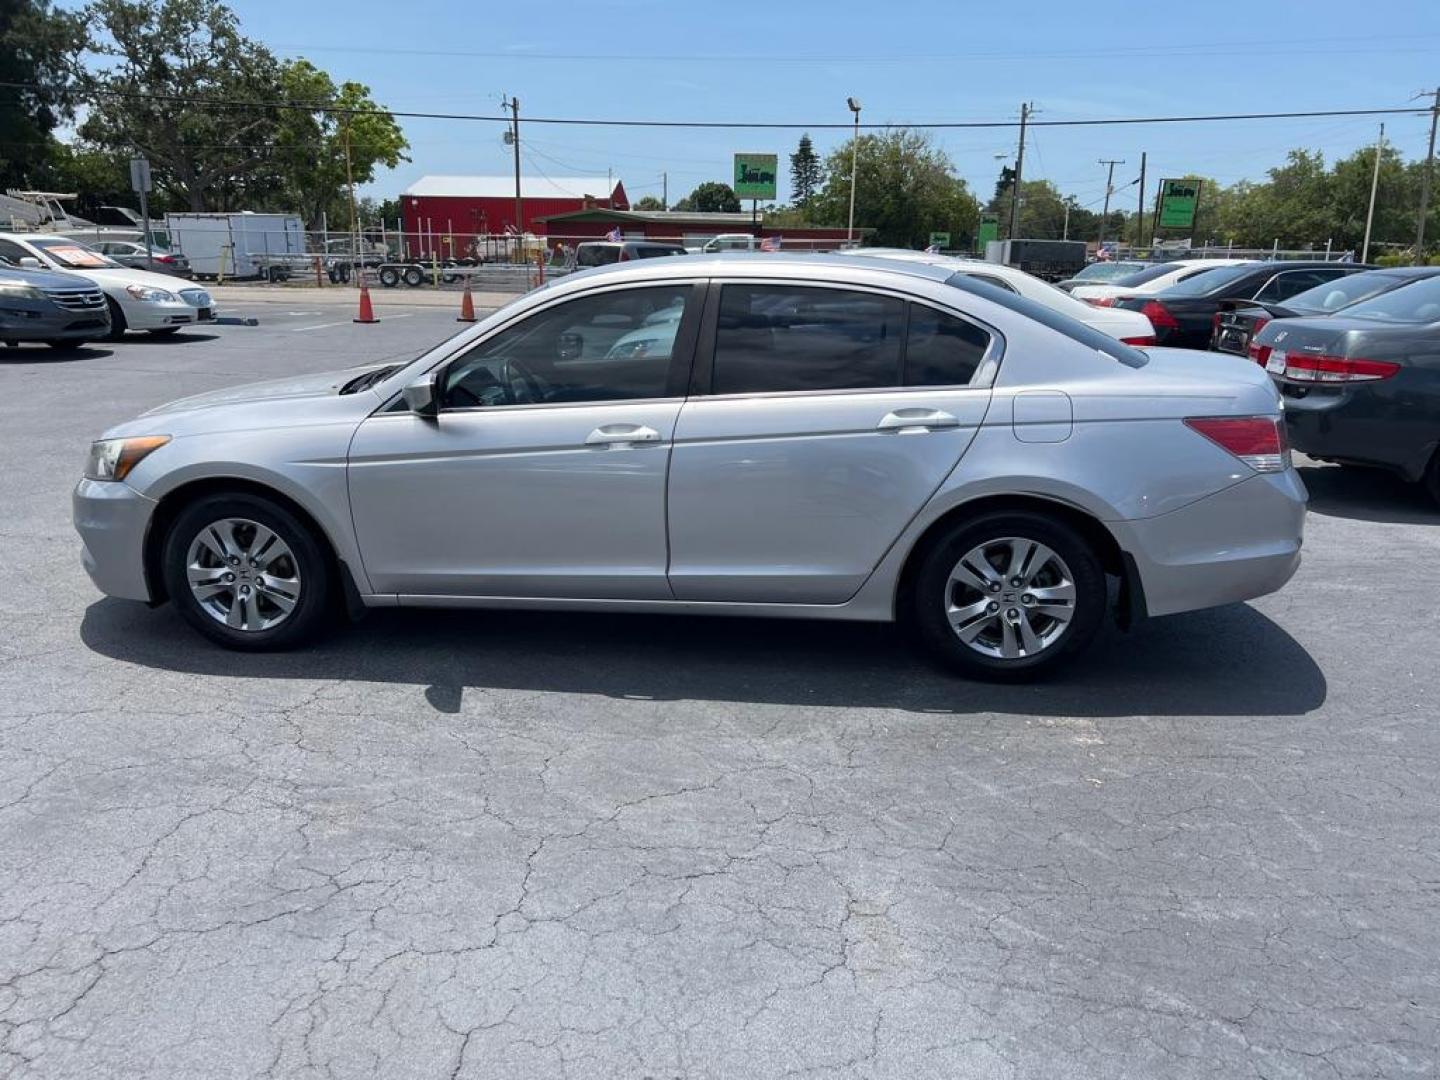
1340,275,1440,324
712,285,904,394
575,245,619,267
1110,262,1183,287
634,245,684,259
1287,271,1418,314
905,304,990,386
1254,268,1343,302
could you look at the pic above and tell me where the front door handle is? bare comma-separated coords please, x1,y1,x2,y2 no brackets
876,408,960,433
585,423,662,448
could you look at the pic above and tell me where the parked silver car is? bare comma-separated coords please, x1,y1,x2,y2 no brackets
73,254,1305,678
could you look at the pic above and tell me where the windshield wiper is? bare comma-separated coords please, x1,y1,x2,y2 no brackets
339,365,399,394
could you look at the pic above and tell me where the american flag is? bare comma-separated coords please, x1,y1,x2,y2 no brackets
759,234,782,252
605,226,623,242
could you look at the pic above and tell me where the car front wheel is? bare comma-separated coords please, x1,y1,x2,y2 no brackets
162,493,334,651
907,511,1106,680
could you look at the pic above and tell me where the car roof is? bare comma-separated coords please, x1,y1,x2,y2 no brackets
558,250,956,285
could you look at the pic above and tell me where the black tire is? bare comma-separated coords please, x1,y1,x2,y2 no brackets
402,266,424,287
162,493,336,651
905,511,1107,681
104,297,128,340
378,266,400,288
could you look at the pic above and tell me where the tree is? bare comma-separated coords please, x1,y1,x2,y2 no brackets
789,133,821,209
76,0,289,211
674,181,741,213
34,140,148,217
0,0,84,188
266,58,408,229
632,194,666,211
811,128,979,248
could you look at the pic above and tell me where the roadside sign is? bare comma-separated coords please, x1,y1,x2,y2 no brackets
129,157,152,194
1158,179,1202,229
977,214,1000,250
733,153,778,200
928,231,951,248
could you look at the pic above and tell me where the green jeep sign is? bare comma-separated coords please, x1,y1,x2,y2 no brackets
733,153,778,200
1158,179,1202,230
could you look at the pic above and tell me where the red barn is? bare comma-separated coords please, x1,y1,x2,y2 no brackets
400,174,626,259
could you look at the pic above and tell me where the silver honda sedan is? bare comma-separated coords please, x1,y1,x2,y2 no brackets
73,254,1305,679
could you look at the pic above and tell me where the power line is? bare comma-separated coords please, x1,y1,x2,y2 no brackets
0,81,1426,130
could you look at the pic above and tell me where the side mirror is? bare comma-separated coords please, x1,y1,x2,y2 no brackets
18,256,42,269
402,371,440,419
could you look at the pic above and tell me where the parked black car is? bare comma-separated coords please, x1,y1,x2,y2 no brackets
1251,274,1440,504
1116,261,1374,349
0,260,110,348
1212,265,1440,359
91,240,193,279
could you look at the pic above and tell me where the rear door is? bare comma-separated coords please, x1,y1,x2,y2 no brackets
666,281,995,603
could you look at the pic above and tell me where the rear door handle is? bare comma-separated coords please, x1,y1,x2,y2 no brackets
876,408,960,432
585,423,662,448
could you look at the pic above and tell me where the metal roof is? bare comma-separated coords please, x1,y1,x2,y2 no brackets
401,175,620,200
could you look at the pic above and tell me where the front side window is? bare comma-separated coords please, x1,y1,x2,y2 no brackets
1254,268,1342,302
712,285,904,394
442,285,692,408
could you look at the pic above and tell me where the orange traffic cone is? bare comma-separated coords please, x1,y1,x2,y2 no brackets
353,282,379,324
457,281,477,323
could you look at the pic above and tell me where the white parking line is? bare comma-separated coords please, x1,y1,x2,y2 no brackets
290,321,346,332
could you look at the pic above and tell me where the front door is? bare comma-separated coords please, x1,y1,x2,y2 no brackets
349,282,701,598
667,283,995,604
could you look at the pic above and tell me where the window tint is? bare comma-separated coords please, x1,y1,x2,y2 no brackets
1070,261,1146,282
575,244,620,267
1159,263,1259,297
1110,262,1183,287
633,245,685,259
712,285,904,394
1254,268,1341,302
442,285,691,408
905,305,989,386
0,239,29,264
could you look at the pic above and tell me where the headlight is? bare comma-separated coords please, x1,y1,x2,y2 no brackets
84,436,170,482
125,284,178,302
0,281,42,299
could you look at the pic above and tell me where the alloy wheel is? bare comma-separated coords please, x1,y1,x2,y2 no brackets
945,536,1077,660
184,517,302,632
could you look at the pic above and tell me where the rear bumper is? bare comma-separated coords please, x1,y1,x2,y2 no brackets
1110,470,1306,618
73,479,157,602
1282,387,1436,481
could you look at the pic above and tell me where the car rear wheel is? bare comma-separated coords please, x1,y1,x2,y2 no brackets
104,297,128,340
906,511,1106,680
402,266,424,287
378,266,399,288
162,493,334,651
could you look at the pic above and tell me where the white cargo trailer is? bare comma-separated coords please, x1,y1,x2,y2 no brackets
165,212,306,280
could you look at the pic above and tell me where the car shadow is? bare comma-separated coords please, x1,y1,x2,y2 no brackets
1298,463,1438,526
123,331,221,344
0,343,115,363
80,599,1326,718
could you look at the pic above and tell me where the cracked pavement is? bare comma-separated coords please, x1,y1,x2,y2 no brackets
2,309,1438,1078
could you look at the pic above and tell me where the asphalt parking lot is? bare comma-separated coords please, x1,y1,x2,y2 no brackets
2,298,1439,1080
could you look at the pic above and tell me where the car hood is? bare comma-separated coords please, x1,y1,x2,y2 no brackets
141,362,395,418
73,265,194,292
0,265,90,290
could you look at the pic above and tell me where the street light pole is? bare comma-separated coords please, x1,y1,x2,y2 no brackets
1097,158,1124,248
1414,87,1438,264
846,97,862,244
1363,123,1385,264
1008,102,1029,241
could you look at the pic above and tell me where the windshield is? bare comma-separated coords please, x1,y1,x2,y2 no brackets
1337,275,1440,324
1285,270,1428,315
1071,261,1145,283
1108,262,1183,287
29,238,123,270
944,272,1147,368
1159,263,1257,297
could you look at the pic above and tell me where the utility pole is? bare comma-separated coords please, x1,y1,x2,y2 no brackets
662,172,668,211
1062,200,1070,240
342,110,359,287
1096,158,1125,248
846,97,862,243
1363,123,1385,264
1008,102,1030,240
1135,152,1147,249
504,96,522,244
1414,87,1438,264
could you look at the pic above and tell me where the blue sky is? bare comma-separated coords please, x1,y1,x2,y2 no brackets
76,0,1440,210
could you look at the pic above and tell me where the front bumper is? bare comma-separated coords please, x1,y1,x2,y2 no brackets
120,297,215,330
73,479,157,602
0,300,110,342
1109,470,1306,618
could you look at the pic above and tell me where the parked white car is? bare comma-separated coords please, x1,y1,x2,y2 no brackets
841,249,1159,343
1070,258,1254,304
0,233,214,338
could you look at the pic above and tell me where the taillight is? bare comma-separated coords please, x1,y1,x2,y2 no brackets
1090,297,1117,307
1280,354,1401,383
1250,316,1269,339
1140,300,1179,330
1184,416,1289,473
1248,339,1272,366
1210,311,1223,335
1120,335,1156,346
155,254,175,264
